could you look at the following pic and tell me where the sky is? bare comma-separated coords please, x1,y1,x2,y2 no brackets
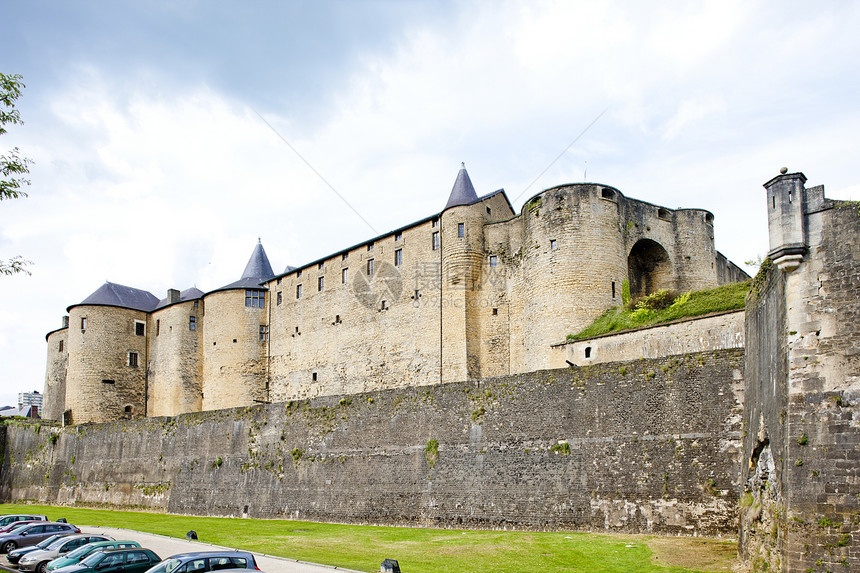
1,0,859,409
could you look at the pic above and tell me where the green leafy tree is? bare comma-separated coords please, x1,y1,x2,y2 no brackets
1,73,33,276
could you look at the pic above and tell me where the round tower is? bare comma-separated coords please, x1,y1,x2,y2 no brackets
440,165,486,382
201,240,274,410
43,317,69,422
64,282,158,424
514,183,628,372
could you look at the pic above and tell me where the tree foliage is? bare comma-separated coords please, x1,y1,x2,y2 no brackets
1,73,33,276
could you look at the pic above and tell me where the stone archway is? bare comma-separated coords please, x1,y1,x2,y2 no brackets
628,239,673,300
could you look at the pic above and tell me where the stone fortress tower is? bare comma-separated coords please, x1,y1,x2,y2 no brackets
44,166,748,423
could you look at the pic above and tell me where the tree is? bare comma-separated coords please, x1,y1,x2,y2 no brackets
1,73,33,276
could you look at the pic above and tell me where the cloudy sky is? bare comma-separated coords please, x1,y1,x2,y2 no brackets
1,0,858,409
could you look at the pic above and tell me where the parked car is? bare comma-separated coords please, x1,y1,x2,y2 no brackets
7,534,77,564
50,548,160,573
0,515,48,528
17,534,114,573
143,551,260,573
0,523,80,554
0,521,42,534
46,540,141,573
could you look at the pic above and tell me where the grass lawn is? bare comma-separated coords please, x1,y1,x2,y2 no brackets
0,504,737,573
567,281,751,341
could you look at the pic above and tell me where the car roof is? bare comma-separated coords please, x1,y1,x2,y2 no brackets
165,551,252,560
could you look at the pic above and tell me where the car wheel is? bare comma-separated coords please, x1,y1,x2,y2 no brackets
38,562,48,573
2,541,16,553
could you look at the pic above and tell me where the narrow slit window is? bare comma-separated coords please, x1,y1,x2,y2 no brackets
367,258,375,276
277,291,282,306
432,232,440,250
394,249,402,267
189,316,196,331
342,267,349,284
296,284,303,299
318,276,324,291
489,255,498,268
550,239,558,250
458,223,464,238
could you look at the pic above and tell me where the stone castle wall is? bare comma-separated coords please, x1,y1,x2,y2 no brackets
148,300,203,417
552,310,745,367
4,349,744,535
742,200,860,573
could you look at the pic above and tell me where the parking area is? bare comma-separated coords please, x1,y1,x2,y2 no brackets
1,526,363,573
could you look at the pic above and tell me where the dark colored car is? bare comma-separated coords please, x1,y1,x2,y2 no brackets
143,551,260,573
47,540,141,572
18,534,114,573
0,515,47,528
0,523,80,554
51,548,160,573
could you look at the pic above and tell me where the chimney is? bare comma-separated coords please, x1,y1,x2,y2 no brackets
62,316,69,328
168,289,181,304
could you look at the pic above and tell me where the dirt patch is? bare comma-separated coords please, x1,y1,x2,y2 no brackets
645,536,738,572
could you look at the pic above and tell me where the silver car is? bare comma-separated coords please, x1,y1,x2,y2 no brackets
18,534,113,573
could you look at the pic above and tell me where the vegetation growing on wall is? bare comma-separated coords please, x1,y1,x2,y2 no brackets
568,281,751,340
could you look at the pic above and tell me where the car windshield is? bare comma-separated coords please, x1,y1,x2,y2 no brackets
80,552,107,567
36,536,64,549
65,544,100,560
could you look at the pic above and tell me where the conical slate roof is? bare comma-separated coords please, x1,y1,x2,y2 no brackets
69,282,159,312
444,163,478,210
212,240,276,292
241,239,275,280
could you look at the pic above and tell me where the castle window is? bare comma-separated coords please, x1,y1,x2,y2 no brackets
394,249,402,267
492,308,498,316
458,223,464,238
259,325,269,341
277,277,281,285
381,300,388,310
342,268,349,284
368,242,374,252
102,379,115,384
550,239,558,250
297,269,302,278
81,317,87,331
277,291,282,306
135,320,146,336
342,252,348,261
335,314,341,324
657,208,670,220
395,231,402,241
124,405,133,414
194,300,198,309
189,316,196,331
584,347,591,359
296,284,303,299
245,290,265,308
432,218,439,228
601,188,615,200
486,206,491,214
705,213,714,224
318,262,324,270
612,281,616,298
312,372,317,381
58,340,63,352
489,255,498,268
367,258,375,276
432,232,440,250
156,319,160,336
318,276,325,291
128,352,139,368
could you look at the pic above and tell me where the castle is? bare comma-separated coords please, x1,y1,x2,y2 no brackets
7,168,856,572
42,165,747,424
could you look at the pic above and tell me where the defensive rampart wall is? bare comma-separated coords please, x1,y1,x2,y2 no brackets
2,349,743,535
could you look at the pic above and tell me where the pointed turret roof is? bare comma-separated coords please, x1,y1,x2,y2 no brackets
68,282,159,313
211,239,276,292
444,163,478,210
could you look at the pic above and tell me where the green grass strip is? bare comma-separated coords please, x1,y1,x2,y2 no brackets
568,281,751,341
0,504,734,573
